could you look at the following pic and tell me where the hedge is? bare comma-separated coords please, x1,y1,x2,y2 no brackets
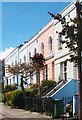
5,88,33,108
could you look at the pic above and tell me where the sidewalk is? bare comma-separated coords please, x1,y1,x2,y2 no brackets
0,102,78,120
1,102,53,119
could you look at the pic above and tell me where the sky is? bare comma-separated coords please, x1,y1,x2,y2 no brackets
1,1,71,59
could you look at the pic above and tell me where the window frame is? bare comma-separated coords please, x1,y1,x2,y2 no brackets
58,33,62,50
48,36,53,54
41,42,44,54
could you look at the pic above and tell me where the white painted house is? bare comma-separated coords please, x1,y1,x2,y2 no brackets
54,1,78,82
5,33,38,88
4,46,20,87
18,34,38,87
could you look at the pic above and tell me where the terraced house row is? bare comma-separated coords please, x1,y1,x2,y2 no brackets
4,0,79,107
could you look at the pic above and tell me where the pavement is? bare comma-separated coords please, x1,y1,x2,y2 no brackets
0,102,55,120
0,102,79,120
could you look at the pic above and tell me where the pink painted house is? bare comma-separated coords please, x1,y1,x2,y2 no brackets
38,19,55,82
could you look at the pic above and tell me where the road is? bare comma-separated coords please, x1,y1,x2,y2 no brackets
0,102,53,119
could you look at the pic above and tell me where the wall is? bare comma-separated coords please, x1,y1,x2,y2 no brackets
38,19,55,82
5,47,19,87
54,1,78,82
52,80,78,100
18,35,38,86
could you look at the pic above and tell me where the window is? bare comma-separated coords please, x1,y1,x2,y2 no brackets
20,59,22,64
34,48,37,55
44,65,48,80
60,61,67,81
24,55,26,63
58,33,62,50
7,78,8,85
13,76,15,84
12,62,13,66
10,79,11,85
67,13,70,18
41,42,44,54
48,36,52,54
29,52,31,61
15,60,17,65
52,61,54,80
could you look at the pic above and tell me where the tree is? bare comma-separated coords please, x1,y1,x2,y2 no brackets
6,63,34,95
48,1,82,119
6,53,45,96
31,53,45,96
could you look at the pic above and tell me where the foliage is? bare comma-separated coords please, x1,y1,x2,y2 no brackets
48,2,82,119
5,89,34,108
40,80,56,96
41,80,56,89
7,63,34,80
11,90,24,109
30,53,46,96
30,83,38,89
25,88,34,97
2,84,17,93
6,63,34,92
30,84,39,96
30,80,56,96
6,53,45,93
31,53,45,71
5,91,14,106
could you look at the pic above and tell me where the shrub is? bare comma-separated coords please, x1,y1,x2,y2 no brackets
2,85,12,93
41,80,56,89
30,83,38,89
25,88,34,97
40,80,56,96
5,91,14,106
2,84,17,93
30,84,39,96
5,88,34,108
11,90,24,109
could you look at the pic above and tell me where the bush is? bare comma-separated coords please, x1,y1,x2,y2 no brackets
41,80,56,88
2,85,12,93
2,84,17,93
25,88,34,97
5,88,34,109
11,90,24,109
40,80,56,96
30,84,39,96
5,91,14,106
30,80,56,96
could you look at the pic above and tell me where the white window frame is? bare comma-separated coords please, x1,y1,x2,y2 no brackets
48,36,52,54
41,42,44,54
24,55,26,63
60,61,67,81
58,33,62,50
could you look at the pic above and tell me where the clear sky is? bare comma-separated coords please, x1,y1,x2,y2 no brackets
2,2,70,51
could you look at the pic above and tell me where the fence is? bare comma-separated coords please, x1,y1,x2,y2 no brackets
24,96,54,115
24,96,77,119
